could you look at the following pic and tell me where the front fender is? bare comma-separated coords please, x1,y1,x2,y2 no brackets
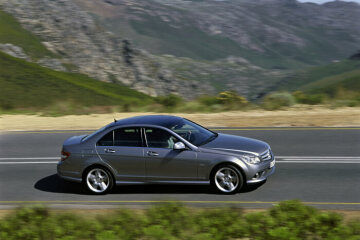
197,152,249,180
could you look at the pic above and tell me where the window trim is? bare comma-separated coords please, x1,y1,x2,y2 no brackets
143,127,185,150
96,127,144,147
96,130,114,147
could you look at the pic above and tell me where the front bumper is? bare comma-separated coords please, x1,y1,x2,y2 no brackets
246,158,276,184
246,165,275,184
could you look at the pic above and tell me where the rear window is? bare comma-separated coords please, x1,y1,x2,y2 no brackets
96,128,142,147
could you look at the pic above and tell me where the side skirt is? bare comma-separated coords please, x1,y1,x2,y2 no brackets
115,180,210,185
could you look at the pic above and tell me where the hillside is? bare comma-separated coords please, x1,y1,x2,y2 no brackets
0,10,54,59
0,2,212,98
0,51,152,112
1,0,360,100
274,59,360,94
76,0,360,69
300,69,360,96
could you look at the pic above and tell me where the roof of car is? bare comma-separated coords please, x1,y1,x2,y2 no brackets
110,115,184,128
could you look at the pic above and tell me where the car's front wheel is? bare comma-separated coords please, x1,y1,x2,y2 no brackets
84,167,114,194
211,164,243,194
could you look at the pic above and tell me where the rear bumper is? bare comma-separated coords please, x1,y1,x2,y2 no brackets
57,162,82,183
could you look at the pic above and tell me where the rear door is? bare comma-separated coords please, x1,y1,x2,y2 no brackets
96,127,145,181
144,127,198,181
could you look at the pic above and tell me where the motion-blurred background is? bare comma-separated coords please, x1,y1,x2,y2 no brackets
0,0,360,115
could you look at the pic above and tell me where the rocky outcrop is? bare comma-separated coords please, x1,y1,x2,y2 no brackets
0,43,29,60
0,0,212,98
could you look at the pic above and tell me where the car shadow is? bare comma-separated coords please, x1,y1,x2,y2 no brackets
35,174,265,195
34,174,88,194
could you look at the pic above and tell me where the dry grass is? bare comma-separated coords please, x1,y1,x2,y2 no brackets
1,106,360,131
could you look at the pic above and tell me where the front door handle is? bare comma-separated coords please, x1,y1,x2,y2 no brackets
147,151,159,156
104,148,116,153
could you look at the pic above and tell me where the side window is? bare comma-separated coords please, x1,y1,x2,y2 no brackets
114,128,142,147
145,128,178,149
97,131,113,146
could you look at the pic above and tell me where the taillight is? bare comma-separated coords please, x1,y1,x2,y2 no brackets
61,150,70,161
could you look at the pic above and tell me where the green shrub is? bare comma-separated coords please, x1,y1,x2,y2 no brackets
144,202,190,239
196,95,219,106
96,209,144,240
155,94,183,109
216,91,248,110
193,207,246,240
0,201,359,240
292,91,327,105
262,91,296,110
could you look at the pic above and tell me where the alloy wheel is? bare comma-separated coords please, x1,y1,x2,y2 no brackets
86,168,111,193
214,167,240,193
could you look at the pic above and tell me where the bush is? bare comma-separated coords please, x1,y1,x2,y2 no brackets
0,201,359,240
262,92,296,110
197,95,219,106
155,94,183,109
292,91,327,105
216,91,248,109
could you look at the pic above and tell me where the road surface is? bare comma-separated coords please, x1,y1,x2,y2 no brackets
0,127,359,209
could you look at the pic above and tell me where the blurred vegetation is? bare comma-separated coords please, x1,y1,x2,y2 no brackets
277,59,360,91
262,92,296,110
0,200,359,240
0,51,152,115
1,46,360,116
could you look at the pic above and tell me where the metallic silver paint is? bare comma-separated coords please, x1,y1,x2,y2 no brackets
57,115,275,193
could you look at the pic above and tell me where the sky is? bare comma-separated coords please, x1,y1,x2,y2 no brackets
297,0,360,3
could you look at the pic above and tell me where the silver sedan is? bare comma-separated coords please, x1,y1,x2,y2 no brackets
57,115,275,194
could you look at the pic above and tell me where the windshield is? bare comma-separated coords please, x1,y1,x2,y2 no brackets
164,118,217,146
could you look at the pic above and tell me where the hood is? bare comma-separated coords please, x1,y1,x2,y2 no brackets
63,135,87,146
199,133,269,155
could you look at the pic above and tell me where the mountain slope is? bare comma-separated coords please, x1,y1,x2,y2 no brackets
300,69,360,96
0,51,151,111
0,0,216,98
275,59,360,93
76,0,360,69
1,0,359,100
0,10,54,59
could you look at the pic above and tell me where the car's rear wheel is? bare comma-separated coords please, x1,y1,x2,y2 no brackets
211,164,243,194
84,167,113,194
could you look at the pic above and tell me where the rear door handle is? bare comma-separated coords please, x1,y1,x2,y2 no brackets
147,151,159,156
104,148,116,153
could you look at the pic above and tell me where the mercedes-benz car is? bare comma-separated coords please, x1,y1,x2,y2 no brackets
57,115,275,194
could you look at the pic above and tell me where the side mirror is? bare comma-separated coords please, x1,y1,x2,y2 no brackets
173,142,186,150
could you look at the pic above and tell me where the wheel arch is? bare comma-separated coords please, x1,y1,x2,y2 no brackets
82,163,116,184
209,161,246,182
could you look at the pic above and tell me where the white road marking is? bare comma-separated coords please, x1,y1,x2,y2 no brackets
277,161,360,164
277,156,360,159
0,157,59,160
0,157,359,164
276,156,360,163
0,162,58,164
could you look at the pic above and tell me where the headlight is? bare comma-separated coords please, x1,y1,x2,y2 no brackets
241,155,261,164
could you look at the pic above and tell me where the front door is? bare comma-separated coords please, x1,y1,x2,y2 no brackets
144,127,198,181
96,127,145,181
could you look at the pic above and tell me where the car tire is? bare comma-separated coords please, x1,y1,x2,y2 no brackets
83,166,114,194
211,164,243,194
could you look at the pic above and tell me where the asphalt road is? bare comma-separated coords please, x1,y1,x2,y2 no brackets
0,127,359,210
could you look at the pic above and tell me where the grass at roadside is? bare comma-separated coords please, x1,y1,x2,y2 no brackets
1,106,359,131
0,200,359,240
